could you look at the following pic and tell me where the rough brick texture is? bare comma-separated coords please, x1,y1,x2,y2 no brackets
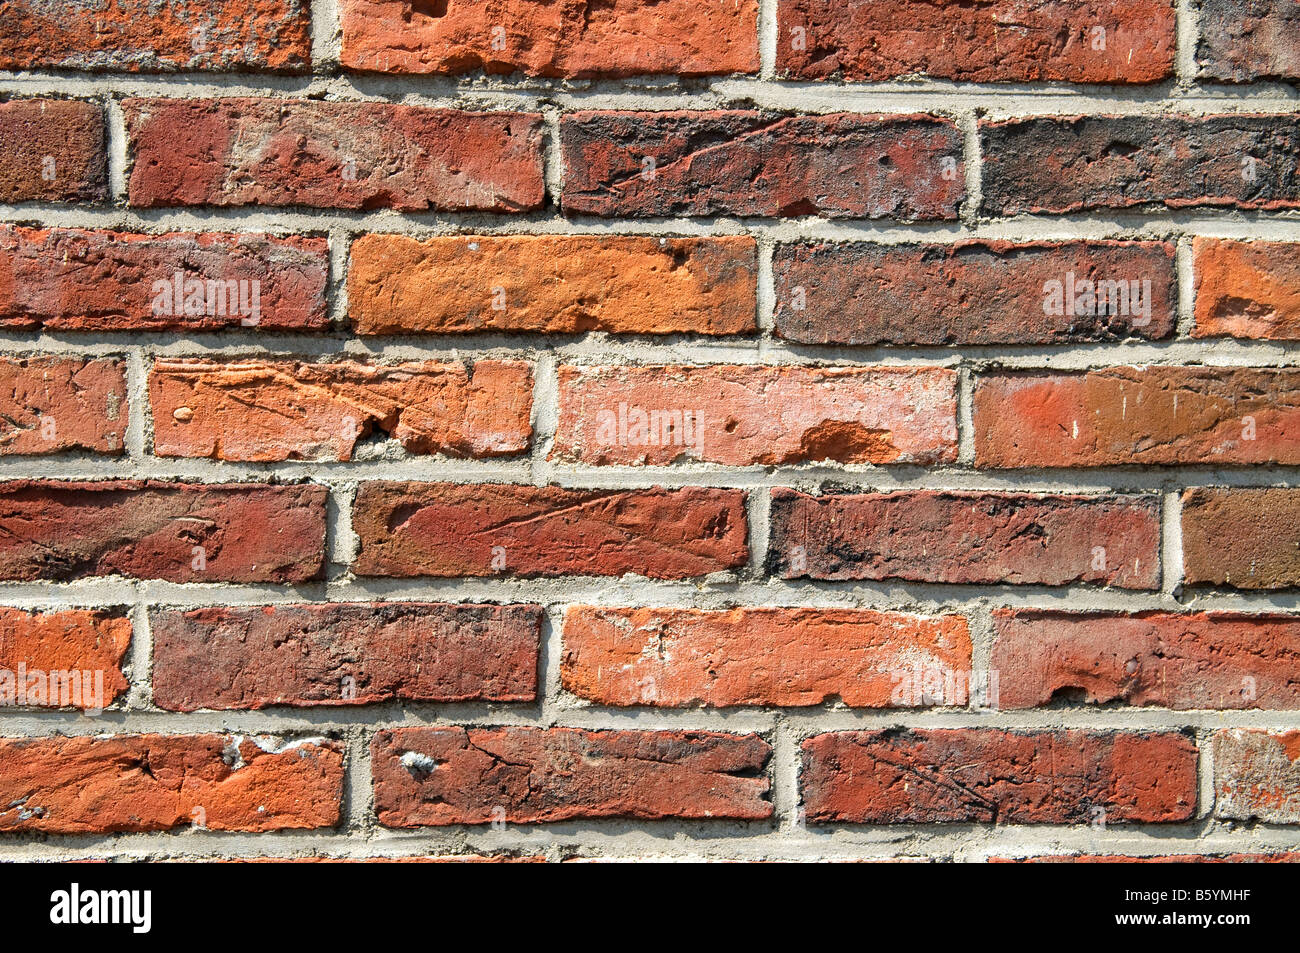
777,0,1176,83
802,730,1198,823
562,607,971,708
341,0,758,77
775,241,1176,345
0,607,130,709
372,726,772,825
1181,487,1300,589
1198,0,1300,81
352,482,748,579
125,99,546,212
0,99,106,203
1214,729,1300,823
0,0,312,72
561,111,964,220
149,359,533,461
1194,238,1300,339
769,489,1159,588
0,357,126,455
151,603,542,711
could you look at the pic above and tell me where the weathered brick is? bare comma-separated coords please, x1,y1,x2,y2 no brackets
341,0,758,77
774,241,1175,346
372,726,772,825
0,357,126,455
1194,238,1300,340
0,226,328,331
777,0,1175,83
770,490,1160,588
802,730,1197,823
0,607,130,709
974,367,1300,467
0,734,343,833
152,603,542,711
1182,487,1300,589
992,610,1300,709
1214,729,1300,823
0,0,312,72
997,853,1300,862
0,99,106,203
981,115,1300,215
149,359,533,462
561,111,964,219
125,99,546,212
352,482,747,579
0,480,326,583
1198,0,1300,82
348,235,757,336
562,607,970,708
554,365,958,466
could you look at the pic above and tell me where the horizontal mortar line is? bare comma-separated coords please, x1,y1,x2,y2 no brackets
0,72,1297,111
5,206,1300,239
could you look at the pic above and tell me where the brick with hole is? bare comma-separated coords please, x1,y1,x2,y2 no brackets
0,734,343,833
981,115,1300,215
0,480,326,583
974,367,1300,467
769,490,1160,588
774,241,1176,345
150,359,533,462
125,99,546,212
372,726,772,825
562,606,971,708
152,603,541,711
801,730,1198,823
560,111,964,219
991,610,1300,709
776,0,1175,83
0,99,106,204
0,607,130,710
0,226,329,332
1181,487,1300,589
348,234,757,336
1193,238,1300,340
0,0,312,72
1214,729,1300,823
352,482,747,579
341,0,758,78
0,357,126,456
1199,0,1300,82
553,365,958,466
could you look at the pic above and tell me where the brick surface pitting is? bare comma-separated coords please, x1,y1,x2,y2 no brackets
1181,487,1300,589
0,99,106,204
1198,0,1300,82
0,357,126,455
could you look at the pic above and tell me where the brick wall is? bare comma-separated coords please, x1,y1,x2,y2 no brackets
0,0,1297,863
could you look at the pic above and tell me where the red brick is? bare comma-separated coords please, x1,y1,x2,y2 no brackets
348,234,757,336
341,0,758,77
125,99,545,212
560,111,963,220
150,359,533,462
0,357,126,456
770,490,1160,588
801,730,1197,823
0,480,326,583
151,603,541,711
562,606,970,708
0,226,328,332
1199,0,1300,82
991,610,1300,709
981,115,1300,215
0,0,311,72
372,726,771,825
352,482,747,580
1194,238,1300,340
1181,487,1300,590
0,607,130,709
1214,729,1300,823
0,734,343,833
554,365,957,466
775,241,1175,345
974,367,1300,467
777,0,1175,83
0,99,106,203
